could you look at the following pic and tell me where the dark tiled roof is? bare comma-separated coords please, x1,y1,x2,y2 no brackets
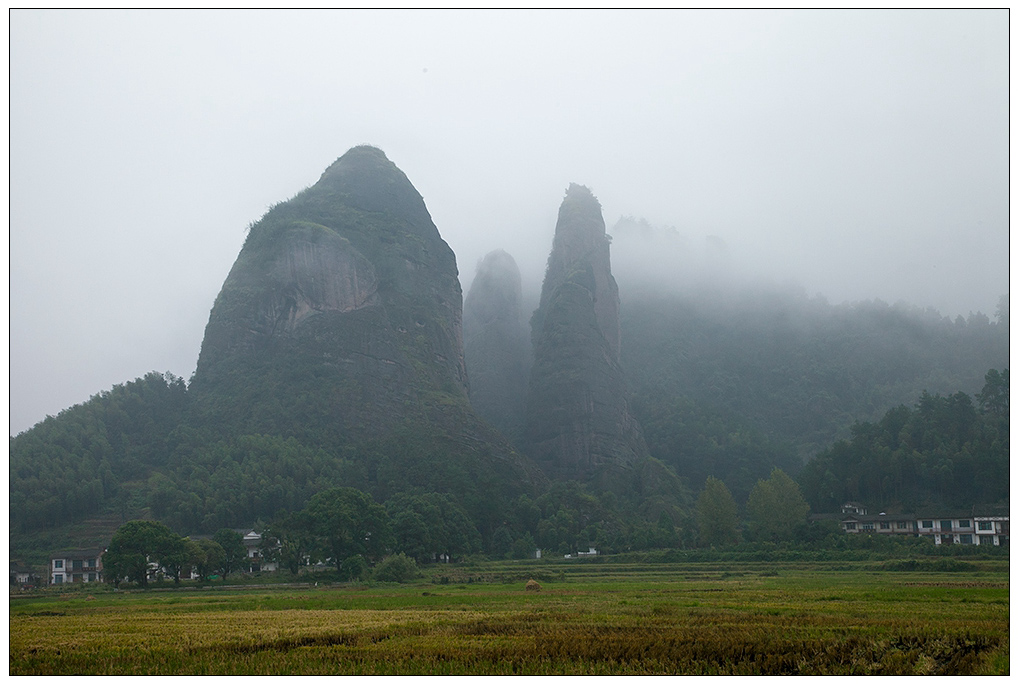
53,549,104,560
840,513,916,523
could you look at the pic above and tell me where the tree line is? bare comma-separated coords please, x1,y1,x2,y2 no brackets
103,463,818,588
102,488,477,586
798,369,1009,513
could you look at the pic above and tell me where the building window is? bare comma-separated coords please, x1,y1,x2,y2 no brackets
879,522,890,530
978,522,993,531
87,559,96,568
54,560,63,569
845,523,856,530
941,521,953,532
862,523,875,530
922,521,933,529
896,522,909,529
88,573,97,582
960,535,973,544
53,575,63,584
959,520,971,528
72,560,83,570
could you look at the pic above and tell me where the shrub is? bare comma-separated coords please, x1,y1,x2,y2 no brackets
374,553,419,583
880,558,978,573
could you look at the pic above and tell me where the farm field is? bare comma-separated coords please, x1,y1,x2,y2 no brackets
10,560,1009,675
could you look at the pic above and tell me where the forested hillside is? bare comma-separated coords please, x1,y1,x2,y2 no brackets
798,369,1009,513
620,284,1008,502
9,372,186,533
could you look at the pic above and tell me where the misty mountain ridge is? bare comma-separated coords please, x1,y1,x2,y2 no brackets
607,214,1004,323
10,146,1007,561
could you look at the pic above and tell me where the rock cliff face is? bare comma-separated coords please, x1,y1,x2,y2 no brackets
463,250,530,444
189,147,513,463
526,184,649,482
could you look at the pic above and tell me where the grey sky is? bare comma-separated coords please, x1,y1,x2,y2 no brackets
10,10,1009,435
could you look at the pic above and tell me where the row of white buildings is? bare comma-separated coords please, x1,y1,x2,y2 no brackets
838,502,1009,546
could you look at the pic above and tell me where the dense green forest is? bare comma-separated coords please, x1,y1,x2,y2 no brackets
9,372,187,532
9,287,1009,559
799,369,1009,513
622,286,1008,502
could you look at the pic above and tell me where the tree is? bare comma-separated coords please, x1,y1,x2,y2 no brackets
653,510,679,548
389,507,430,563
340,555,369,581
159,533,191,584
977,369,1009,417
746,468,810,542
188,538,225,582
266,511,316,576
303,487,391,573
696,477,740,547
102,520,182,587
490,526,513,559
994,293,1009,327
510,532,537,559
386,493,481,563
213,529,247,578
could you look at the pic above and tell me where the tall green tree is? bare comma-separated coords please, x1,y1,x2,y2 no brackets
652,510,679,548
303,487,391,573
746,468,810,542
159,533,191,584
188,538,225,582
102,520,182,587
696,477,740,547
386,493,480,563
977,368,1009,416
213,529,247,578
262,511,315,576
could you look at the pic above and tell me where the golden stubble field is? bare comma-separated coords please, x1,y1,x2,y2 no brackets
9,561,1009,675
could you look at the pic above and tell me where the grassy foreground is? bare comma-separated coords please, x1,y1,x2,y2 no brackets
10,560,1008,675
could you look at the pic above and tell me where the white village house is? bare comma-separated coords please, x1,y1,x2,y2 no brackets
10,561,36,586
50,550,103,584
241,529,278,573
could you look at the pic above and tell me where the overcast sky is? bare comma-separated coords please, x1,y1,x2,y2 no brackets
10,10,1010,435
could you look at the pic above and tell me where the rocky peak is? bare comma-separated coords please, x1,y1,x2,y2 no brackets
536,184,620,358
525,185,648,483
465,249,524,327
463,249,530,444
189,145,469,442
314,146,436,232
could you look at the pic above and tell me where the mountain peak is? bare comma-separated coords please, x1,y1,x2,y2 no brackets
526,187,648,483
191,146,468,440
